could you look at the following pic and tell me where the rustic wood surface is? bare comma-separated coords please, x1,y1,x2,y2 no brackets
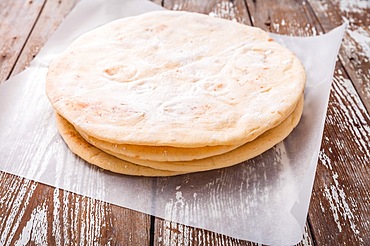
0,0,369,245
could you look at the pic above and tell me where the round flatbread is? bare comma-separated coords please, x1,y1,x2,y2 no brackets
76,129,243,162
55,96,303,173
89,96,303,172
55,113,185,176
75,94,301,162
46,10,306,148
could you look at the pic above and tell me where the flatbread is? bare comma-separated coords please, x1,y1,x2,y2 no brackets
76,129,243,162
55,113,185,176
55,96,303,173
46,10,306,148
86,96,303,172
76,94,301,162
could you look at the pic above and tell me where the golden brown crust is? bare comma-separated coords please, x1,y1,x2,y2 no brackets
55,113,185,176
55,96,303,174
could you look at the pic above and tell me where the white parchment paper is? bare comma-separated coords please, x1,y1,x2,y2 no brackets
0,0,345,244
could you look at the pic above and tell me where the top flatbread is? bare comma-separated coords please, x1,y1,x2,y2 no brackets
46,10,306,147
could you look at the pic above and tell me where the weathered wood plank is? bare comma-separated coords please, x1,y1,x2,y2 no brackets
163,0,251,25
0,172,151,245
107,204,151,244
308,0,370,113
154,218,314,245
154,218,256,245
308,65,370,245
10,0,80,76
245,0,322,36
0,0,46,83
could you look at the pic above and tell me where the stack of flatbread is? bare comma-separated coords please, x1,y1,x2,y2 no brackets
46,11,306,176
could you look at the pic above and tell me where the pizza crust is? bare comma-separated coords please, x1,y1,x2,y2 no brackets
46,11,306,148
55,96,303,174
55,113,185,176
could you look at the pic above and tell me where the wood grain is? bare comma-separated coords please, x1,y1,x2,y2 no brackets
154,219,255,245
164,0,251,25
153,218,314,245
10,0,79,77
308,65,370,245
0,173,151,245
245,0,322,36
0,0,369,245
308,0,370,113
0,0,46,83
306,1,370,244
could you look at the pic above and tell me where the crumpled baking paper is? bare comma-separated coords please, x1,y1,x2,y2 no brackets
0,0,345,244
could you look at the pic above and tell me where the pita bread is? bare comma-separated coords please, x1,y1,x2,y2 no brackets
75,95,301,162
55,113,185,176
46,11,306,148
76,129,242,162
55,96,303,173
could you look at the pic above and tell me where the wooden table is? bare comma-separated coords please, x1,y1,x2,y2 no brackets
1,0,369,245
